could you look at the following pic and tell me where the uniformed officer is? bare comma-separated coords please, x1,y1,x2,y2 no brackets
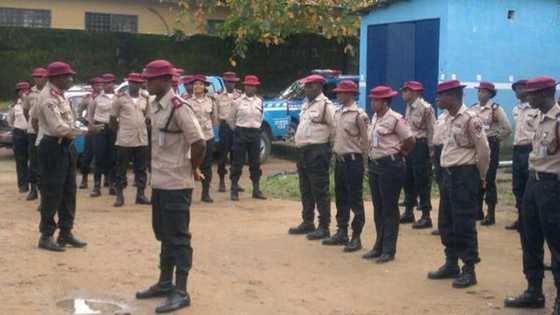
320,80,368,252
181,75,194,99
9,81,31,193
506,80,536,231
89,73,117,197
185,74,218,203
504,76,560,314
135,59,206,314
216,72,243,192
228,75,266,201
361,86,415,263
110,73,151,207
427,80,490,289
470,81,513,225
288,74,335,240
400,81,436,229
22,67,48,200
430,109,449,236
36,61,87,251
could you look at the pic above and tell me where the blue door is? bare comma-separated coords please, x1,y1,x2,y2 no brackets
366,19,440,116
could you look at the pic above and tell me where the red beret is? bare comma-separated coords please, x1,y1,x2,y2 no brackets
16,81,31,91
90,77,104,85
192,74,210,86
401,81,424,91
475,81,496,91
437,80,466,93
368,86,398,99
302,74,326,85
223,72,240,82
242,75,261,86
511,80,528,91
174,68,185,75
181,75,194,85
47,61,76,77
127,72,145,84
332,80,358,94
525,76,558,93
101,73,116,83
31,67,48,78
142,59,175,79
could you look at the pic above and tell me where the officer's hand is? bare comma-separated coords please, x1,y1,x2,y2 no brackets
194,168,205,181
481,180,487,190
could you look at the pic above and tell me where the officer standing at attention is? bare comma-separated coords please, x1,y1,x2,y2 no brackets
135,60,205,313
22,67,48,201
288,74,335,240
185,74,218,203
506,80,536,231
89,73,117,197
470,82,513,225
36,61,87,251
427,80,489,289
9,81,31,193
504,76,560,314
362,86,415,264
400,81,436,229
228,75,266,201
430,109,449,236
216,72,243,193
110,73,151,207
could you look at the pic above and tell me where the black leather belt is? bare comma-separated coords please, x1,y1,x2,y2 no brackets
529,171,560,181
336,153,362,162
43,135,72,146
369,154,402,165
442,164,477,175
300,143,329,151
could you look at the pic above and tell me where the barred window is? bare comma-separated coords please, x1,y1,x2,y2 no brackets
0,7,51,28
85,12,138,33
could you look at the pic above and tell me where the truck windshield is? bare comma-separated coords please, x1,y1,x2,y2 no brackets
278,80,304,100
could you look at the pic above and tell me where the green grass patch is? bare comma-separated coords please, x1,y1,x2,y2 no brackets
0,100,9,111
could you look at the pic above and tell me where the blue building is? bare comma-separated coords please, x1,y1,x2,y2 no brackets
358,0,560,121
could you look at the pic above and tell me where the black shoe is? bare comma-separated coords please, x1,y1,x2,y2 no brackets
428,261,460,279
57,232,87,248
201,194,214,203
288,222,316,235
399,211,415,224
505,220,519,231
412,216,433,229
252,190,267,200
452,266,477,288
431,229,440,236
376,254,395,264
155,290,191,313
38,236,65,252
114,191,124,207
306,227,330,240
26,185,38,201
480,215,495,226
553,297,560,315
136,191,151,205
504,288,545,309
218,178,226,192
321,229,348,246
90,187,101,197
79,175,88,189
362,248,382,260
231,189,239,201
238,185,245,192
19,185,29,193
344,237,362,252
136,281,174,299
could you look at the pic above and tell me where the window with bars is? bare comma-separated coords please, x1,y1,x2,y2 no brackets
0,7,51,28
85,12,138,33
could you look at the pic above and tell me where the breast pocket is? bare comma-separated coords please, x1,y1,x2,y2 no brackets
453,125,472,148
377,120,395,136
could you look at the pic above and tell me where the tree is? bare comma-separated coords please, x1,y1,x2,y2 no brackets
174,0,392,64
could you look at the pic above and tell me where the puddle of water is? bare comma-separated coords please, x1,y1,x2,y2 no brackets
56,298,129,315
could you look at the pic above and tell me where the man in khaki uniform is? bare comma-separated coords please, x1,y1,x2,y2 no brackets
400,81,436,229
428,80,490,289
135,59,206,314
470,82,513,225
9,82,31,193
288,74,335,240
110,73,151,207
36,61,87,252
185,74,218,203
321,80,368,252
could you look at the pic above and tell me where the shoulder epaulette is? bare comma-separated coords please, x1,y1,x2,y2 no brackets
491,103,500,110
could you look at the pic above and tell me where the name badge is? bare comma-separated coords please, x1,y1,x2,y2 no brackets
373,134,379,147
159,132,166,146
539,143,548,159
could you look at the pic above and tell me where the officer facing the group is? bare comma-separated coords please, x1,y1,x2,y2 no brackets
470,82,513,225
362,86,415,264
321,80,368,252
507,80,536,231
110,73,151,207
228,75,266,201
288,74,335,240
427,80,489,289
135,59,206,314
400,81,436,229
8,81,31,193
504,76,560,314
216,71,242,193
35,61,87,252
23,67,48,201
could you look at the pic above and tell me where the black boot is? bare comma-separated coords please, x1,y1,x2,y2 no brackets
79,174,88,189
57,231,87,248
201,181,213,203
504,285,545,309
218,175,226,193
26,184,38,201
362,247,382,260
114,189,124,207
136,263,174,299
428,259,460,279
481,205,496,226
136,189,151,205
399,208,415,224
252,181,266,200
452,264,477,288
230,184,239,201
322,228,349,246
412,212,433,229
19,184,29,193
306,226,330,240
344,234,362,252
505,220,519,231
90,176,101,197
553,296,560,315
155,273,191,313
288,222,315,235
38,235,65,252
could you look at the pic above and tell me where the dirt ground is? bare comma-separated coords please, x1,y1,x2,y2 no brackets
0,148,556,315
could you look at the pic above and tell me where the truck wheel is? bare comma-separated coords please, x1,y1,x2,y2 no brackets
260,131,272,164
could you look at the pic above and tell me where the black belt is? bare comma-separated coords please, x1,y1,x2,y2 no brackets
300,143,329,152
13,128,27,134
43,135,72,146
369,154,402,165
336,153,362,162
442,164,477,175
529,171,560,181
513,144,532,150
415,137,428,143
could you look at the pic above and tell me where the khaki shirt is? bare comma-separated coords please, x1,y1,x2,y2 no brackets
22,86,42,134
294,93,335,147
368,108,412,160
432,110,448,146
186,95,218,140
333,102,369,155
92,93,114,123
229,95,263,129
151,89,204,190
513,102,538,146
36,82,78,139
216,90,242,121
405,97,435,142
529,104,560,174
470,101,513,140
77,93,95,122
8,99,28,130
441,105,490,179
112,92,149,147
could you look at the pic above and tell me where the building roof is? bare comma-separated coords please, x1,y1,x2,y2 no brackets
355,0,402,15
